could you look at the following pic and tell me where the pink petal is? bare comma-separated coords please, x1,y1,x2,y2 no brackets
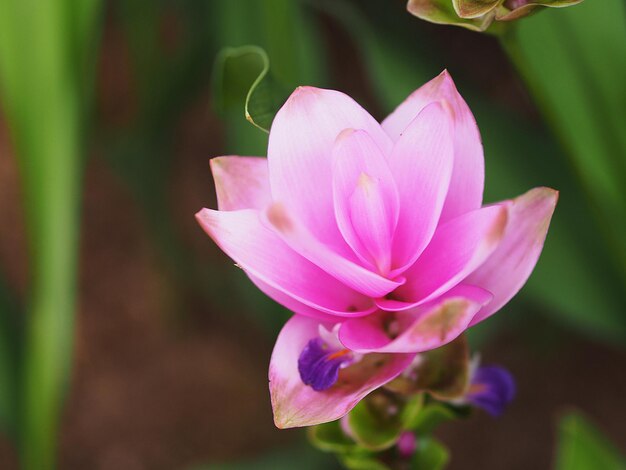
468,187,558,325
388,101,454,272
339,285,492,353
262,203,403,298
210,156,271,211
332,129,400,274
383,71,484,223
268,87,393,253
196,208,375,316
381,204,508,310
248,275,376,320
270,315,415,428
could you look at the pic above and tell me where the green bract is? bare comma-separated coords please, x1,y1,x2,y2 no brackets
407,0,584,32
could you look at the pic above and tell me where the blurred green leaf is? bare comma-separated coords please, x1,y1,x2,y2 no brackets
406,403,460,436
339,454,390,470
502,0,626,284
555,412,626,470
385,336,469,400
309,420,357,454
329,0,626,343
213,45,290,133
348,392,429,452
348,391,406,451
413,438,450,470
0,0,102,467
211,0,326,153
475,101,626,342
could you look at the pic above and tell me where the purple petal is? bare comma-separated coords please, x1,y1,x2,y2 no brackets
270,316,415,428
467,365,516,416
298,338,354,391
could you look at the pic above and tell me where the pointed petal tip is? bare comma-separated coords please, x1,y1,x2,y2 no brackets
523,186,559,218
430,69,458,94
437,68,454,84
285,85,324,105
537,186,559,203
209,155,242,172
209,156,224,170
195,207,210,225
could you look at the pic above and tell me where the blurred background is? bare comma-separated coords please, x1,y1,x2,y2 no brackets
0,0,624,469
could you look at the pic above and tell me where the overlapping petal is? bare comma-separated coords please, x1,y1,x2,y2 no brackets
407,0,496,31
332,129,400,274
383,71,485,223
270,315,414,428
380,204,507,310
496,0,584,21
268,87,393,253
196,209,375,316
388,101,455,271
453,0,500,18
339,285,492,353
262,203,403,298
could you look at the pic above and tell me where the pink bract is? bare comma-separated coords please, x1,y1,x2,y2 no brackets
196,70,557,428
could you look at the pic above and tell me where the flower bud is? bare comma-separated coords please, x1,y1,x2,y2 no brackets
407,0,583,32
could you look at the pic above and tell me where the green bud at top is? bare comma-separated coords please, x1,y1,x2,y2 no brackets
407,0,584,32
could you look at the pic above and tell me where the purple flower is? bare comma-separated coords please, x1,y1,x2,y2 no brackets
466,365,516,416
298,335,355,391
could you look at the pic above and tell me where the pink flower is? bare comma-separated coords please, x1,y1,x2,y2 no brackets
196,70,557,429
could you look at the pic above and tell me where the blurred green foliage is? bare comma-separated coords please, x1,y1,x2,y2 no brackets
503,0,626,301
555,412,626,470
0,0,102,468
0,0,625,468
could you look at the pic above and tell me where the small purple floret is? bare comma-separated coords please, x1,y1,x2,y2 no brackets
298,338,352,391
397,431,417,458
466,365,516,416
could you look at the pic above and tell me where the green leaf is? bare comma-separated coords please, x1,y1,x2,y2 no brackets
385,335,470,400
496,0,584,22
211,0,327,153
555,412,626,470
0,0,103,467
346,392,424,453
329,0,626,343
212,45,290,133
406,403,460,435
308,420,357,454
413,438,450,470
348,391,406,451
502,0,626,285
475,100,626,342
